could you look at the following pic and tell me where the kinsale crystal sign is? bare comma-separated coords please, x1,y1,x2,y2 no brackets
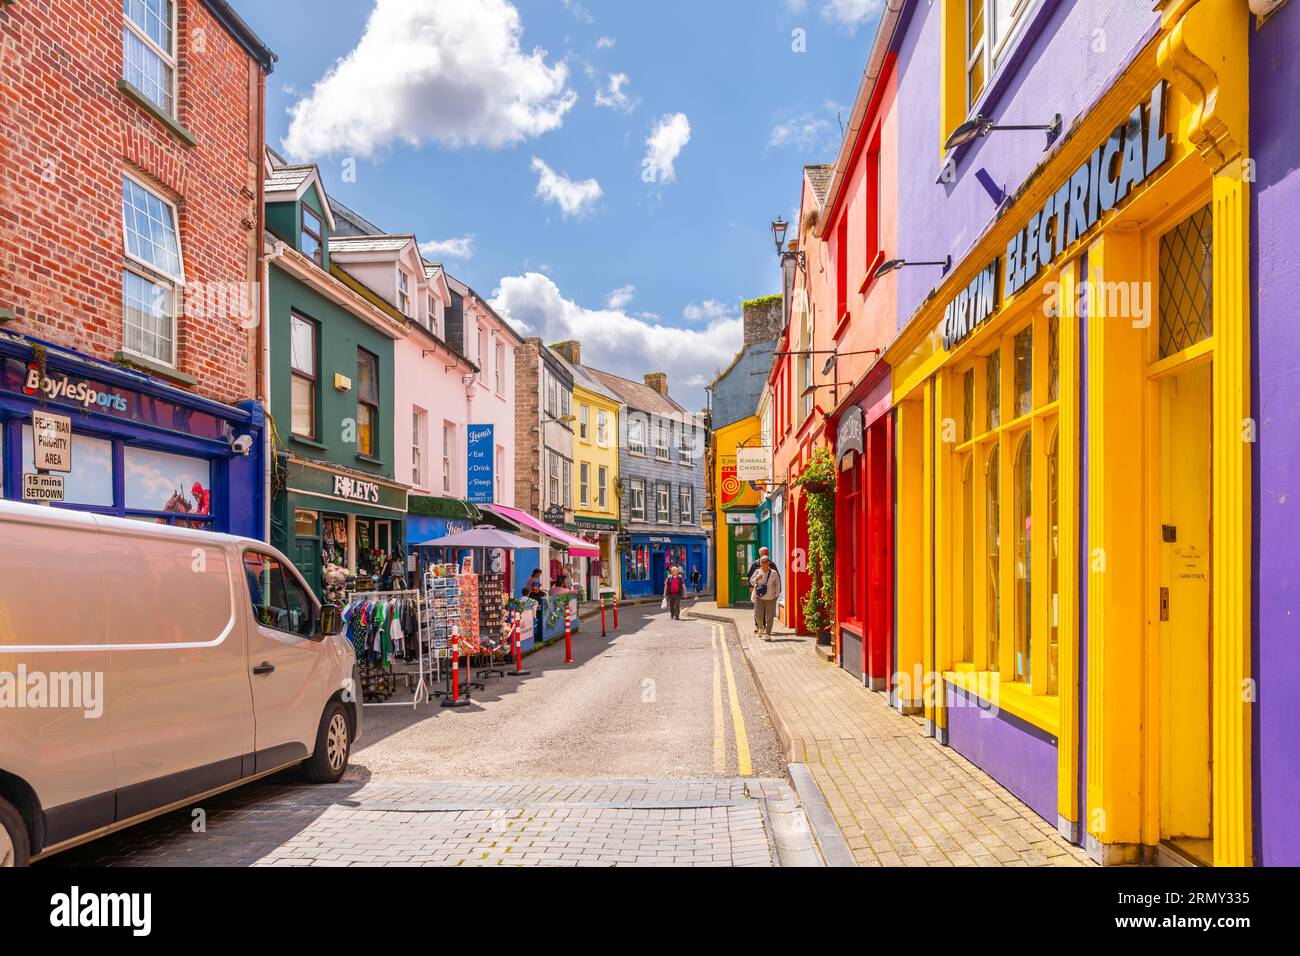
940,81,1170,351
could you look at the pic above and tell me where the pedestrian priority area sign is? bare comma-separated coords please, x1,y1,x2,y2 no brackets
23,472,65,503
32,410,73,472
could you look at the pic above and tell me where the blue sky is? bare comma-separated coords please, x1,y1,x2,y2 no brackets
237,0,882,408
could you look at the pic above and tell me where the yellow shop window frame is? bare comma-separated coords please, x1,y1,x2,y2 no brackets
942,265,1070,736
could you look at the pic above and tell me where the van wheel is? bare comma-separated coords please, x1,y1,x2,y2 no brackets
302,701,351,783
0,797,30,867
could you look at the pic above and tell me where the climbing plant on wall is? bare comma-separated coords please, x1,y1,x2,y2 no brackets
795,446,836,635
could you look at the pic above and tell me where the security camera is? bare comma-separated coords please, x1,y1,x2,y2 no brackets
230,434,254,457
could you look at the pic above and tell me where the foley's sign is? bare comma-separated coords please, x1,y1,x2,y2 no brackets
332,474,380,504
940,81,1170,351
32,410,73,472
466,424,494,504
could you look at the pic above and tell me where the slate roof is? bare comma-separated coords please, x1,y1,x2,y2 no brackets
328,234,416,254
806,164,833,205
264,163,314,194
583,366,689,418
550,354,623,405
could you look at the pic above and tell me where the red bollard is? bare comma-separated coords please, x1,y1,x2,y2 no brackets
508,609,530,677
613,600,619,631
600,598,607,638
564,603,574,664
441,626,471,708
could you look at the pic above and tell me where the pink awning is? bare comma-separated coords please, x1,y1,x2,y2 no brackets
481,504,601,557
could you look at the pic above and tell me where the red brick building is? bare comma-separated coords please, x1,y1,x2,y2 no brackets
0,1,275,538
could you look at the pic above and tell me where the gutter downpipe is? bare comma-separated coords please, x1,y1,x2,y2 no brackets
817,0,907,239
262,239,288,543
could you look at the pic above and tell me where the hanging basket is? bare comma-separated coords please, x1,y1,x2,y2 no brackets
801,478,835,496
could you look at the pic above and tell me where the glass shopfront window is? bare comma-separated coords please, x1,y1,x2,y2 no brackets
21,426,113,507
953,297,1063,701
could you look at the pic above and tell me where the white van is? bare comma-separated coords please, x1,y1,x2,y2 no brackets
0,499,361,866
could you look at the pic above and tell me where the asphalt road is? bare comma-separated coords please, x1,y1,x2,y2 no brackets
348,601,785,782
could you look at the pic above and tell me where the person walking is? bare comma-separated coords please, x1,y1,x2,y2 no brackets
746,547,770,581
749,554,782,640
663,565,687,621
690,564,702,596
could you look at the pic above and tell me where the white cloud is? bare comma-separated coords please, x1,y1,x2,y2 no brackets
769,112,837,152
419,236,475,260
530,157,603,216
490,273,741,409
562,0,594,24
283,0,575,158
594,72,638,113
606,284,637,309
683,300,733,323
821,0,882,30
642,112,691,184
596,36,616,49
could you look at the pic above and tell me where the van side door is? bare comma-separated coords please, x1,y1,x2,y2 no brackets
241,551,330,770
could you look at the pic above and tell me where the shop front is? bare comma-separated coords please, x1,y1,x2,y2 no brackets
570,514,620,601
622,532,708,600
886,32,1252,865
829,363,893,694
274,456,409,602
712,416,764,607
0,335,264,536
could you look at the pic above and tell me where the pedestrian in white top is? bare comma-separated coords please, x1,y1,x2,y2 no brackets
749,555,782,640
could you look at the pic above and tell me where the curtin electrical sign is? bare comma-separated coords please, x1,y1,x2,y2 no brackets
940,82,1171,351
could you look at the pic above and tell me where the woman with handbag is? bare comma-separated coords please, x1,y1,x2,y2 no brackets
663,565,687,621
749,555,782,640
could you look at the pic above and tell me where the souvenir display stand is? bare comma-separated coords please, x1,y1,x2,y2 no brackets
421,563,485,703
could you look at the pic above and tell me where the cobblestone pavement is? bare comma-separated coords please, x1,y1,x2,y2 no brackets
52,778,796,867
46,606,825,867
690,603,1093,867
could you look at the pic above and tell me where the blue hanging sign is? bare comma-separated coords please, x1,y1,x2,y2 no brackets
466,424,495,504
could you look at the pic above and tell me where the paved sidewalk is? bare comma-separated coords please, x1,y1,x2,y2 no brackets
52,778,799,868
689,602,1092,867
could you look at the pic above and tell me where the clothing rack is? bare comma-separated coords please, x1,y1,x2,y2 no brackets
343,587,425,710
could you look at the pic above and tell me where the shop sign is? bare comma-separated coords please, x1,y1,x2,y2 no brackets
31,410,73,472
725,513,759,526
836,406,864,465
23,473,65,502
5,357,228,440
544,505,567,528
701,511,715,528
332,474,380,504
572,516,618,532
465,424,494,504
736,447,771,482
940,81,1170,351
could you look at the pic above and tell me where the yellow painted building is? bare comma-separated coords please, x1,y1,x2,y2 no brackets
570,380,621,599
711,416,763,608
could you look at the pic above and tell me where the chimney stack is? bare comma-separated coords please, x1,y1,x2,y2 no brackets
644,372,668,395
549,340,581,366
743,295,785,348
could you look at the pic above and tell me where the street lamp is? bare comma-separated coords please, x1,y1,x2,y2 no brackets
944,112,1062,152
771,216,789,256
873,256,952,280
771,216,805,269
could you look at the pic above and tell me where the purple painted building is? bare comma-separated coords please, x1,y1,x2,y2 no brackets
1249,0,1300,868
831,0,1278,865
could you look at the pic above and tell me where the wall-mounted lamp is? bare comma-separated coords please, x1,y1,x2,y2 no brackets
820,348,882,377
944,113,1062,152
873,256,952,281
801,382,852,398
770,216,806,268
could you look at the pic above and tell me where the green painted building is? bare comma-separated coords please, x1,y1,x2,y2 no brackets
263,156,410,598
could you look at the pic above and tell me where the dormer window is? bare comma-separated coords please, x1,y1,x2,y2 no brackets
427,295,436,332
301,206,323,266
397,269,411,316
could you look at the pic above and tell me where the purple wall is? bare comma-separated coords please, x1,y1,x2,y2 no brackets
891,0,1160,330
946,684,1058,823
1250,0,1300,868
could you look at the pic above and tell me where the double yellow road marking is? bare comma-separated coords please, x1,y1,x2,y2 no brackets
709,623,752,777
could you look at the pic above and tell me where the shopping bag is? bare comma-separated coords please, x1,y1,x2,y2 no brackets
660,598,668,611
